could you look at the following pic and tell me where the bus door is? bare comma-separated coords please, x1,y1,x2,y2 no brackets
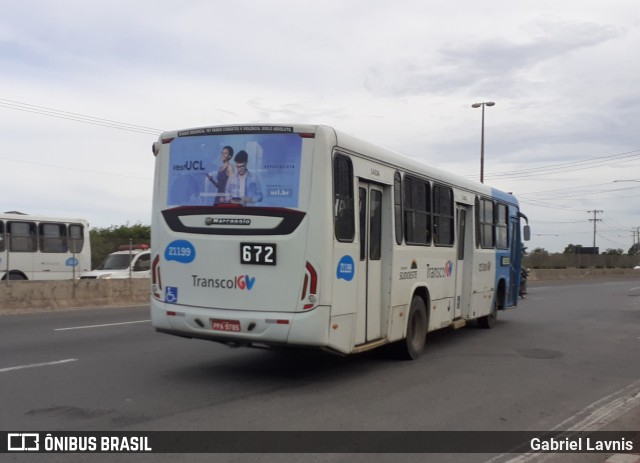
455,204,474,319
355,181,384,344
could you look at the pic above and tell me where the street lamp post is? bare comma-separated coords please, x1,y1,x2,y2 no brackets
471,101,495,183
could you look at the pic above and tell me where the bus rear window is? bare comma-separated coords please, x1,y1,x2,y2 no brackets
166,133,303,209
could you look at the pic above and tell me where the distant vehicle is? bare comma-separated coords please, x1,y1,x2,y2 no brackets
149,124,530,359
80,244,151,279
634,265,640,270
0,212,91,280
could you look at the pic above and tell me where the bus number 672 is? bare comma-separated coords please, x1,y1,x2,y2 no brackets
240,243,277,265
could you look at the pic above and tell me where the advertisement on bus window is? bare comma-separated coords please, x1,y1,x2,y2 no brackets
166,133,303,208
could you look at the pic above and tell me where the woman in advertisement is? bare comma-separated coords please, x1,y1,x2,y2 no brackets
205,146,235,204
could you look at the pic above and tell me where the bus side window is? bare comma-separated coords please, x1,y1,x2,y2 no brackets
479,198,495,248
404,176,431,245
69,224,85,253
433,184,454,246
8,221,37,252
333,154,355,242
0,221,4,252
495,203,509,249
40,223,68,253
394,172,403,245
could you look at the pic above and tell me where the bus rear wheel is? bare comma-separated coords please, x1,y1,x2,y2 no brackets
478,300,497,329
398,296,427,360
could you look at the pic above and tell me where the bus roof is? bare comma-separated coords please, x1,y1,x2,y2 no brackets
158,123,518,206
0,212,90,225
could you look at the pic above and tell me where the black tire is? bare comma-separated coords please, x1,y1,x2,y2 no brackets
398,296,428,360
478,299,497,329
7,272,26,281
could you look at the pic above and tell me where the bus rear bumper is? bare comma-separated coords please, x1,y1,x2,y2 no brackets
151,301,330,348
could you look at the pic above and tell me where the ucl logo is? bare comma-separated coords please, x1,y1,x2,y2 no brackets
8,433,40,451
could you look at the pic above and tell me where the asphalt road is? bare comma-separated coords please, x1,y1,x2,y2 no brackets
1,278,639,463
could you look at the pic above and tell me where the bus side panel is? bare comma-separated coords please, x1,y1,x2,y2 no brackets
491,190,522,310
505,205,523,308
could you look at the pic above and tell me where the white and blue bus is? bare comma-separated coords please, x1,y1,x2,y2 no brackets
150,124,530,359
0,212,91,280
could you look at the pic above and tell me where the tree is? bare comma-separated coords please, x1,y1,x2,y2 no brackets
531,247,549,255
629,243,640,256
601,248,624,256
563,244,578,254
89,223,151,268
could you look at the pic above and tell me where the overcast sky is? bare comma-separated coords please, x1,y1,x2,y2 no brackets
1,0,639,253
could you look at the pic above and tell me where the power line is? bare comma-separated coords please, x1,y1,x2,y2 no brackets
595,232,627,248
517,181,616,196
519,199,588,212
520,185,640,201
532,219,585,224
518,182,640,197
0,156,151,181
0,97,163,135
483,149,640,180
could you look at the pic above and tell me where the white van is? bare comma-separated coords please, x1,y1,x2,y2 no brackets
80,245,151,279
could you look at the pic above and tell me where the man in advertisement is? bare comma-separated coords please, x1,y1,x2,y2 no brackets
224,150,263,205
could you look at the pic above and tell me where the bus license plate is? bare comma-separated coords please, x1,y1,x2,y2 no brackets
240,243,277,265
211,319,241,332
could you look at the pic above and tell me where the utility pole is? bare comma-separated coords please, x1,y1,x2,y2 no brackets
587,210,603,248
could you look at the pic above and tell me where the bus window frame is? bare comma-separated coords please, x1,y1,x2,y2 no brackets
394,171,403,245
39,222,69,254
8,221,37,253
68,224,86,253
495,202,509,250
333,153,355,243
403,174,431,246
432,183,455,247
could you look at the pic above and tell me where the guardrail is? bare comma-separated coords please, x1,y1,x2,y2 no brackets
527,268,639,281
0,279,150,314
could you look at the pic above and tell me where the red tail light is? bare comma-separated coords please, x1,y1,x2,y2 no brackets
301,262,318,310
152,254,162,299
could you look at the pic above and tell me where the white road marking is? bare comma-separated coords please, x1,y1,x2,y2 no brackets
484,378,640,463
0,358,78,373
54,320,150,331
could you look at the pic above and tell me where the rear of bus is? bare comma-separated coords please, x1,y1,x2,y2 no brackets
150,125,336,351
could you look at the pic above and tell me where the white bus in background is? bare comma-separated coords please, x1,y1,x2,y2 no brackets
150,124,530,359
0,212,91,280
